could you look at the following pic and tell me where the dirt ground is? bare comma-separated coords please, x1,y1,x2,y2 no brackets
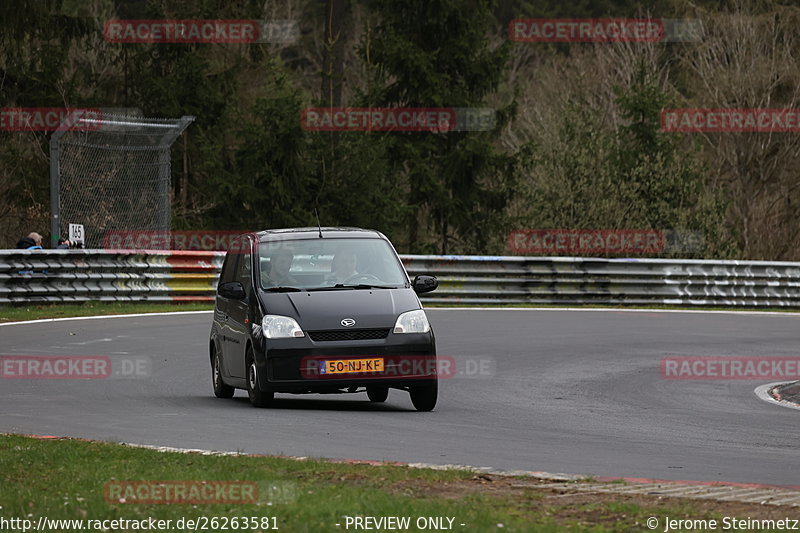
388,474,799,529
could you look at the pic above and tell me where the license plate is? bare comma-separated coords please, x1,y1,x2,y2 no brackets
320,357,384,375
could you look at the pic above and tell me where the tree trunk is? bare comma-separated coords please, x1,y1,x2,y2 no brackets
321,0,348,106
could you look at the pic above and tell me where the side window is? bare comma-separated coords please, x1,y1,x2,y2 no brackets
236,249,252,296
218,251,239,287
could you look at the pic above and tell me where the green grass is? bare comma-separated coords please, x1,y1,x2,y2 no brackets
0,435,537,532
0,302,212,323
0,435,750,533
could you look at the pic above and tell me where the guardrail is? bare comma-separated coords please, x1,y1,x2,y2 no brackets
404,255,800,307
2,250,800,307
0,250,223,304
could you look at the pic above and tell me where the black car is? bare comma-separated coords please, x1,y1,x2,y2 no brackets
209,227,440,411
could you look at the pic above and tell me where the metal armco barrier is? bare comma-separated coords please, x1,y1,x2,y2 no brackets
404,255,800,306
0,250,223,304
2,250,800,307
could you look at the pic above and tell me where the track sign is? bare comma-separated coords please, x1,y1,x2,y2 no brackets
68,223,85,245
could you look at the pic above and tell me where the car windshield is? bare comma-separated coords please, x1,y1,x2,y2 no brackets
258,237,408,290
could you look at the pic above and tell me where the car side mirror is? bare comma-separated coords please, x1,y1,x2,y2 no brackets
412,275,438,294
218,281,246,300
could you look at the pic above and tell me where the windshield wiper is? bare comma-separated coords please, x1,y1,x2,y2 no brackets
338,283,394,289
308,284,394,291
263,286,304,292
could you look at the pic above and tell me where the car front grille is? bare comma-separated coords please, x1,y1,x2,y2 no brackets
307,328,391,342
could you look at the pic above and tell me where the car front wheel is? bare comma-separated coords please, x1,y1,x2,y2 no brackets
409,380,437,412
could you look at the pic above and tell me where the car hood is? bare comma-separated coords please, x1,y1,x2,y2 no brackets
259,288,421,330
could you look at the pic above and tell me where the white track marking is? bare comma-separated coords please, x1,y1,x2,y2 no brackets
0,310,213,327
754,382,800,411
432,307,800,316
2,307,798,328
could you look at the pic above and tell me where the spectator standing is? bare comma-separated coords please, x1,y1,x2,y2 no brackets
16,232,43,249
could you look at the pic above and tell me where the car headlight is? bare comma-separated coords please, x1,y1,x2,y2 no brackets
262,315,305,339
393,309,430,334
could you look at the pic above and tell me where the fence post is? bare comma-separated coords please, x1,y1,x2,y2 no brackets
49,124,67,248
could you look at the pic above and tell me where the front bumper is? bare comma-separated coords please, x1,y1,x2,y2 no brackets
255,331,436,393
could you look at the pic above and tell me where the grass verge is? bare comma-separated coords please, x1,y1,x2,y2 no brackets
1,435,794,532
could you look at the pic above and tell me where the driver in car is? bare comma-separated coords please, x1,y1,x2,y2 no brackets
328,250,359,284
265,251,299,287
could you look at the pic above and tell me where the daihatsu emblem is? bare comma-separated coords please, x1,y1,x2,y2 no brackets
341,318,356,327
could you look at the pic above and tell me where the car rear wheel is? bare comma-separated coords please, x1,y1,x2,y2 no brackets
212,348,234,399
246,348,273,408
409,380,437,411
366,386,389,403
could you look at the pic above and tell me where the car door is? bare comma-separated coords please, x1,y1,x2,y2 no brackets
215,249,239,379
226,238,253,379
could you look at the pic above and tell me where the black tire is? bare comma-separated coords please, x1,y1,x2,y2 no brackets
212,347,235,399
246,347,273,408
366,386,389,403
409,380,437,411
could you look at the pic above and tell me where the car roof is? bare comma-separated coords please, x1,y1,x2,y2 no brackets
255,227,386,242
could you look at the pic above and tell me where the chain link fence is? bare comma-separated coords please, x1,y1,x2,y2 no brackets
50,112,194,248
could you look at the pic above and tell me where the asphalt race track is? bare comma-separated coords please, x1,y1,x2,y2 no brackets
1,309,798,485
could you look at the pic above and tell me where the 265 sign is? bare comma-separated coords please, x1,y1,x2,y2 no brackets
68,223,85,246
